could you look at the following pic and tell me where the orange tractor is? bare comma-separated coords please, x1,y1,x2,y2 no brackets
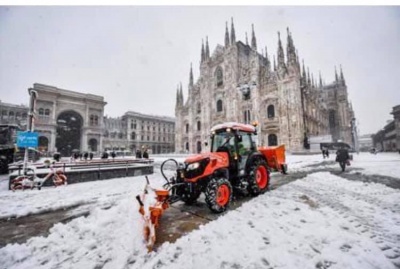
136,122,287,250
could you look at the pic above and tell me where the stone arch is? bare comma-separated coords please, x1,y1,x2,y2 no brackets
56,110,84,156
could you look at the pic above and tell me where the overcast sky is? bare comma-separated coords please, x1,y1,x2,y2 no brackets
0,6,399,135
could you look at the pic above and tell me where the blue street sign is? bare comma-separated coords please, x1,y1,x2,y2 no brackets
17,132,39,148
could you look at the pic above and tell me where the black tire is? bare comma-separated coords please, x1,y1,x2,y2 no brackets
247,159,270,196
205,177,232,213
181,191,201,205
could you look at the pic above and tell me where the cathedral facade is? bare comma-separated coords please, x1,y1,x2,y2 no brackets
175,20,355,153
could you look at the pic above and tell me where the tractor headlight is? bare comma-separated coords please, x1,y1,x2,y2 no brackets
187,162,200,171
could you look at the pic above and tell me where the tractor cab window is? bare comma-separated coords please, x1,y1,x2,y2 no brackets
211,132,235,153
237,132,253,156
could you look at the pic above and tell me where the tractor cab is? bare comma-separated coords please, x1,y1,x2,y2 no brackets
210,122,258,173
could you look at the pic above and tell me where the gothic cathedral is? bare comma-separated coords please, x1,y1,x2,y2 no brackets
175,19,355,153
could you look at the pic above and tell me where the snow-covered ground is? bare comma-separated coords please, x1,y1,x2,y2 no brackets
0,152,399,269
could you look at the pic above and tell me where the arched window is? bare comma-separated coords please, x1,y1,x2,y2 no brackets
90,115,94,126
197,141,202,153
45,109,50,116
216,100,223,112
22,112,27,119
215,66,223,87
16,112,21,119
9,111,14,118
197,103,201,114
197,121,201,131
268,134,278,146
185,123,189,134
185,142,189,151
94,115,99,126
267,105,275,119
244,110,251,124
38,108,44,115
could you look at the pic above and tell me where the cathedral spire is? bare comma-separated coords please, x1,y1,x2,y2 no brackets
311,73,315,88
319,71,323,88
201,39,205,63
251,24,257,50
340,65,346,85
189,63,193,88
265,46,270,68
179,82,183,105
307,67,311,86
277,31,286,70
335,66,339,82
175,85,180,107
286,27,296,66
230,17,236,45
273,55,277,71
245,32,248,46
225,21,230,48
205,36,210,59
302,59,306,80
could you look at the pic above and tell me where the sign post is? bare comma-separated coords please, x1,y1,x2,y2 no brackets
22,88,38,175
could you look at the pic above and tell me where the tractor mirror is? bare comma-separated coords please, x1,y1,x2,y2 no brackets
237,135,243,143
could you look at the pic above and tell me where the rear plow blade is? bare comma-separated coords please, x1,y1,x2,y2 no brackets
136,176,170,252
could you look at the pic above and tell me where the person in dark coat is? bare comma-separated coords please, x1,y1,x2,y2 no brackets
111,151,116,159
83,152,89,160
336,146,350,172
136,149,142,159
101,151,109,159
89,152,94,160
143,148,149,159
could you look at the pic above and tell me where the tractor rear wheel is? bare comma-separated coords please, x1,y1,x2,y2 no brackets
205,177,232,213
248,159,270,196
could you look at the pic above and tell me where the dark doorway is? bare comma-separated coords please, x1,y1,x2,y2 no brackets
88,138,98,152
56,111,83,156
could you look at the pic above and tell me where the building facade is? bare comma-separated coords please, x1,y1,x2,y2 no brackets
103,112,175,154
0,83,175,156
175,20,355,153
372,105,400,152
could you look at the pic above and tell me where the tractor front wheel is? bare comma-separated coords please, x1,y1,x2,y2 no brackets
205,177,232,213
248,159,270,196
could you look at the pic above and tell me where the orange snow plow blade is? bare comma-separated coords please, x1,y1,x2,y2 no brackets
136,176,170,251
258,144,287,173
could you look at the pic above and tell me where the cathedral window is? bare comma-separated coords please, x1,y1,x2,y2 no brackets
216,100,223,112
268,134,278,146
38,108,44,116
244,110,251,124
197,121,201,131
9,111,14,118
44,109,51,117
215,66,223,87
185,123,189,133
267,105,275,119
185,142,189,151
197,103,201,114
16,112,21,119
131,132,136,140
329,110,336,129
